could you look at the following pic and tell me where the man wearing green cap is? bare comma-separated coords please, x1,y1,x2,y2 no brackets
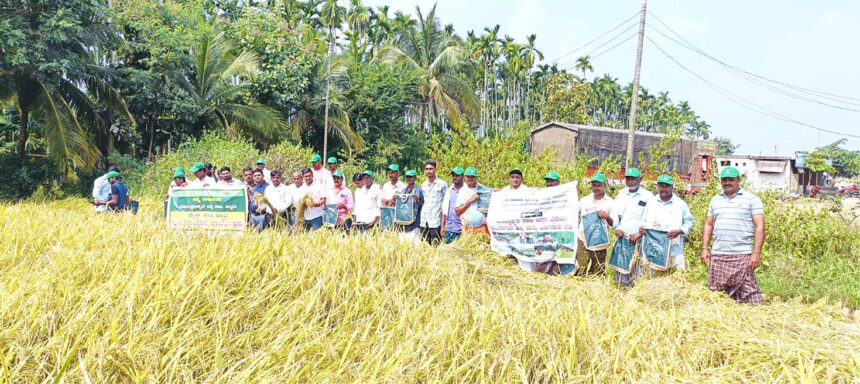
309,154,334,192
612,167,653,285
354,170,382,231
398,170,425,243
327,157,339,173
639,174,694,273
255,159,272,184
93,171,129,212
459,167,489,237
441,166,470,243
329,170,354,229
168,167,188,193
501,168,531,192
543,171,561,187
701,167,765,304
420,160,448,245
92,165,120,212
381,164,407,207
577,172,617,275
188,162,216,187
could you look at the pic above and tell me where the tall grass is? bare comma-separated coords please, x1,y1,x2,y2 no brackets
1,199,858,382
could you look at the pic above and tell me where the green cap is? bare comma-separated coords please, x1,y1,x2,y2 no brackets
509,168,523,176
656,174,674,185
332,170,344,178
190,162,204,173
310,154,322,163
363,170,374,177
464,167,478,177
105,171,121,179
404,170,418,177
387,164,400,172
173,167,186,179
720,167,741,178
590,172,608,184
327,156,338,164
256,158,266,165
625,167,642,178
543,171,560,181
451,167,464,176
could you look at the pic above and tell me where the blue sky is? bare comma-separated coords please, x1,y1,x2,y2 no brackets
364,0,860,153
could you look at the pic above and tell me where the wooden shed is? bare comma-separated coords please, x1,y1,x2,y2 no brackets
530,122,698,174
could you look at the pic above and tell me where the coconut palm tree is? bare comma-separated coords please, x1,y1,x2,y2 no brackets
0,0,133,180
380,4,478,130
186,31,285,142
575,55,594,79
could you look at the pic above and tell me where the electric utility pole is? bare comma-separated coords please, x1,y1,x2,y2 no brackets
626,0,647,167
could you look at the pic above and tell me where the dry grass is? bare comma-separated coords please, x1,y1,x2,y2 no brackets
0,199,858,383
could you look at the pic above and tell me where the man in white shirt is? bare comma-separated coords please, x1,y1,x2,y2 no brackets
91,165,119,212
612,167,654,286
256,159,272,184
264,170,292,225
217,166,244,186
577,172,617,275
353,170,382,231
501,168,531,192
420,160,448,245
284,171,304,225
299,167,327,230
188,162,216,187
309,154,333,192
640,174,695,272
381,164,407,207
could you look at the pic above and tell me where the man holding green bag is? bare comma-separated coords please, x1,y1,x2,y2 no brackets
577,172,617,275
611,168,653,285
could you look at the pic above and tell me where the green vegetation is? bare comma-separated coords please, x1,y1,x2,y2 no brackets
1,0,716,189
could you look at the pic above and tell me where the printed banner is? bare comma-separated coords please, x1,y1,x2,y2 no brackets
486,182,579,266
168,187,248,231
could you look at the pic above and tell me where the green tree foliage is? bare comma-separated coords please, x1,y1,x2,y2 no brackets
0,0,134,180
186,30,286,143
1,0,717,191
815,139,860,177
714,136,738,155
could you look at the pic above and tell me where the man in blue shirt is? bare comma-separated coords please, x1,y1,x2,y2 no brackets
249,169,270,232
94,171,128,212
441,167,466,244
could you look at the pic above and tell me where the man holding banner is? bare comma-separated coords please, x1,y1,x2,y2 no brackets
611,168,653,286
639,174,694,273
577,172,616,275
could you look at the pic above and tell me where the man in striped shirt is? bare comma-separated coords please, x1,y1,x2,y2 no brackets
700,167,765,304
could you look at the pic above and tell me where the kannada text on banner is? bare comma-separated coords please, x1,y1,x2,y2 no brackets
168,187,248,231
486,182,580,266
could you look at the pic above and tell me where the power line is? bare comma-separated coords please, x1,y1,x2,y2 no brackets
557,23,638,69
646,37,860,139
549,11,640,64
648,11,860,106
562,33,637,73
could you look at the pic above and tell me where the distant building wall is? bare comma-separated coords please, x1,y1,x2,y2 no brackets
716,156,792,192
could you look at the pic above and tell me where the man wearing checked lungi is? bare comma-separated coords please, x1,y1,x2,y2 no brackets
700,167,765,304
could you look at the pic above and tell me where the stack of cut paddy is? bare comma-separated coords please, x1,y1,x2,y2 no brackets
0,199,857,382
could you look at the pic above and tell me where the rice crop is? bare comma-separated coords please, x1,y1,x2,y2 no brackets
0,199,858,383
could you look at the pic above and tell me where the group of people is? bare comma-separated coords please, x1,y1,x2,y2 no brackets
93,153,765,304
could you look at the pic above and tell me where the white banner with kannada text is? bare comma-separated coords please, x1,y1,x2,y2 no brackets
486,182,579,266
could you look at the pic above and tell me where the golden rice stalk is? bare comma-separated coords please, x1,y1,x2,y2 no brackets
0,198,857,383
